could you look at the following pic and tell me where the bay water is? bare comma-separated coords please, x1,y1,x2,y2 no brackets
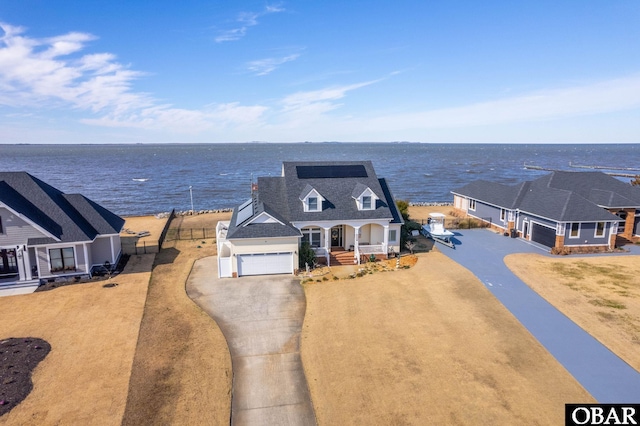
1,143,637,216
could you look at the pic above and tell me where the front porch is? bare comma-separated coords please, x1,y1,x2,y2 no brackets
304,222,392,266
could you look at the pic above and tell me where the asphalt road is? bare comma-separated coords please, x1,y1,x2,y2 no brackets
440,229,640,403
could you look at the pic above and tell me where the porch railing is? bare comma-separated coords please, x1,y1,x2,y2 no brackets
312,247,327,256
358,244,385,255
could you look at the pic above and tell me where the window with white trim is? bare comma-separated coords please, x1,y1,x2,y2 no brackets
500,209,506,222
469,199,476,211
362,196,372,210
595,222,605,238
308,197,318,211
49,247,76,273
388,229,397,243
570,223,580,238
301,227,322,247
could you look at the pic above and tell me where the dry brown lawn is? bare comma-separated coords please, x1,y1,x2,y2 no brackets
122,213,232,425
4,210,608,425
0,254,153,425
505,253,640,372
301,251,594,425
0,212,233,425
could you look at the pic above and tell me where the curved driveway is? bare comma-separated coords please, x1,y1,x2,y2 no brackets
186,257,316,426
442,229,640,402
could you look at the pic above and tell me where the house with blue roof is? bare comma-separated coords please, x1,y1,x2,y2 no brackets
0,172,125,287
451,171,640,252
216,161,404,277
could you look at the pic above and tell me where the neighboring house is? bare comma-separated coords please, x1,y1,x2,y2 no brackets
452,171,640,252
0,172,125,287
217,161,404,277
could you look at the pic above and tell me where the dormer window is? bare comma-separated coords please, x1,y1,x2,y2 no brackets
308,197,318,211
362,196,372,210
300,185,324,212
352,184,378,211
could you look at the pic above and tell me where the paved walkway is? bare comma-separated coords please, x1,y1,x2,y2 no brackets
186,257,316,426
441,229,640,403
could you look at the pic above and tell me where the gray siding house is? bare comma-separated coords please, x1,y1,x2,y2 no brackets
216,161,404,277
452,171,640,252
0,172,125,287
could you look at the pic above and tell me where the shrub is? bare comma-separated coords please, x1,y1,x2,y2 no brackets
396,199,410,221
298,241,316,269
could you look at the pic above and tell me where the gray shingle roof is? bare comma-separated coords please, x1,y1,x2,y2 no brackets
226,191,301,239
279,161,399,223
0,172,124,243
452,171,640,222
226,161,403,239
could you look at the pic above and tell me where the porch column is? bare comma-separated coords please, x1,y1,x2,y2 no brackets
354,226,360,265
324,227,331,253
22,246,32,280
84,243,90,273
383,224,389,255
110,236,116,263
324,227,331,266
17,247,26,281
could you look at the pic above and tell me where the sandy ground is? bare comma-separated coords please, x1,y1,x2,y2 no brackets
121,216,232,425
505,253,640,373
120,215,170,254
407,205,457,224
170,211,231,230
301,250,594,425
0,254,153,425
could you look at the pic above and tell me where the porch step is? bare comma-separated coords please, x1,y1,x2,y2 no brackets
0,280,40,290
329,250,356,266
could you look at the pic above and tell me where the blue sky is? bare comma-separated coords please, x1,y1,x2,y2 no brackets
1,1,640,143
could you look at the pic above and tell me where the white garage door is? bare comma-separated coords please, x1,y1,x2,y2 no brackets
238,253,293,276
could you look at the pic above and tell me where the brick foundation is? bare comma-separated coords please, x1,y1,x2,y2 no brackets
552,245,612,255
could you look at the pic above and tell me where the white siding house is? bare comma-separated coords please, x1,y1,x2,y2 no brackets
217,161,404,278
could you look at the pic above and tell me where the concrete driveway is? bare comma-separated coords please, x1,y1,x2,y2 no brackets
441,229,640,402
186,257,316,426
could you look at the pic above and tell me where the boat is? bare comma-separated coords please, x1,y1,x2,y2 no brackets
421,213,455,248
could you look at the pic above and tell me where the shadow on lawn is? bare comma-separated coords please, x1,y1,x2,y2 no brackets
153,247,180,266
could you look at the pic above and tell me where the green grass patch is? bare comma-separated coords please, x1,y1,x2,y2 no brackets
596,311,616,321
588,298,626,310
551,261,634,290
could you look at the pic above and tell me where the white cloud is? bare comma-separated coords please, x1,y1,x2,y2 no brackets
281,80,380,110
82,103,268,133
0,22,149,112
0,22,269,133
3,22,640,143
215,5,285,43
247,53,300,76
358,74,640,131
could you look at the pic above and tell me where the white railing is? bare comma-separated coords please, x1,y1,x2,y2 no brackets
358,244,385,255
312,247,327,256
